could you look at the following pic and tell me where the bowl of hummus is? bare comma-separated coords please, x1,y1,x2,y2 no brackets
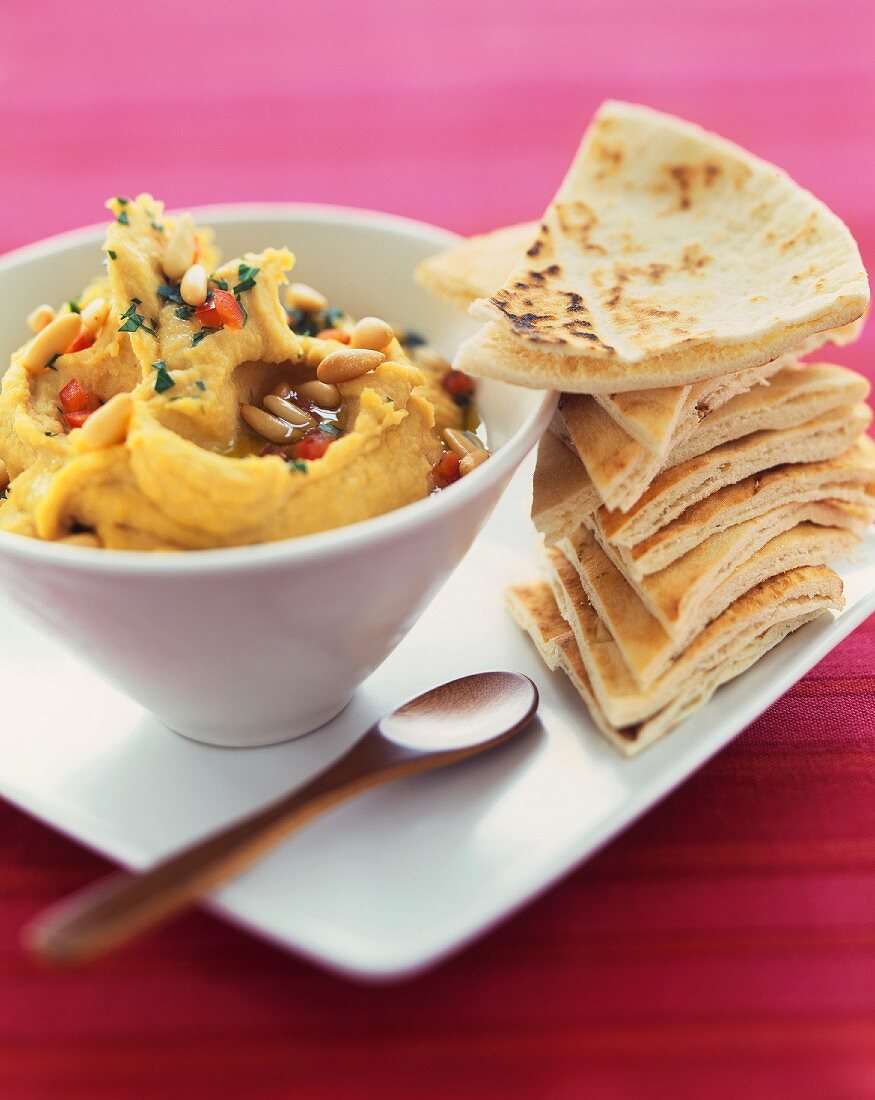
0,199,555,745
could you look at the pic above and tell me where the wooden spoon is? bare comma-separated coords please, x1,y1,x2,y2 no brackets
25,671,538,964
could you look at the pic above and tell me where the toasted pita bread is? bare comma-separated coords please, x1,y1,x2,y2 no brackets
416,221,535,312
560,362,870,513
420,212,865,449
599,403,871,548
531,430,601,544
544,549,843,727
561,515,863,686
507,579,831,756
456,101,868,393
610,434,875,576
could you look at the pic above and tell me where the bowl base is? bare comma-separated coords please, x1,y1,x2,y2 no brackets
165,695,354,749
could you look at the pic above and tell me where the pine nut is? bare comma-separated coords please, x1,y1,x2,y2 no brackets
240,403,301,444
22,313,83,374
442,428,482,457
80,297,109,335
295,379,342,409
27,304,55,333
262,394,314,428
0,458,8,492
270,380,295,400
180,263,208,307
162,213,197,280
350,316,394,352
285,282,328,313
78,393,134,449
459,449,490,476
317,348,384,385
60,532,102,548
413,346,451,373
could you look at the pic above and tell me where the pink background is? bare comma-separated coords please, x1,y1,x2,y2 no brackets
2,1,874,1097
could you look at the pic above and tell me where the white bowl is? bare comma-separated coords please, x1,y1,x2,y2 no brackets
0,205,556,747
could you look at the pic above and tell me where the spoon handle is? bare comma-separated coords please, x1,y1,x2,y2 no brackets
25,730,420,965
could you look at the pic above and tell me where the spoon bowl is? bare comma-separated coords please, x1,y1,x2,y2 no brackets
379,671,539,751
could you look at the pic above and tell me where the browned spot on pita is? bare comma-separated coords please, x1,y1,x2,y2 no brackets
555,200,598,241
525,223,552,259
779,213,822,253
668,161,729,210
681,244,711,272
669,165,693,210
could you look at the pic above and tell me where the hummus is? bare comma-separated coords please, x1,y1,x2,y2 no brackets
0,196,484,550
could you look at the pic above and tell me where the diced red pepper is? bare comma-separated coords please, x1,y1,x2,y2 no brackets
59,378,91,413
440,368,475,405
431,450,461,489
64,328,96,355
316,328,350,344
194,289,245,331
291,429,335,461
259,443,288,458
63,408,97,430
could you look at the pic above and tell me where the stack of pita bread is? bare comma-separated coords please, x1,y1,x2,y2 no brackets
417,101,874,755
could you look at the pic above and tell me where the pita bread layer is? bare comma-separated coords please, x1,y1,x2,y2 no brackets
559,358,868,514
419,214,865,449
561,516,862,686
598,402,872,548
507,580,831,756
612,434,875,577
543,547,843,727
459,101,868,393
531,430,601,545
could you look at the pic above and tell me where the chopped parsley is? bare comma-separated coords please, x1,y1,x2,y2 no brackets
118,299,157,337
175,305,195,321
151,220,165,233
286,303,345,338
286,458,308,474
318,421,341,436
195,380,206,391
210,277,228,291
152,360,175,394
401,330,426,348
45,354,60,371
116,210,130,226
192,326,219,347
107,249,117,260
0,489,6,500
233,263,259,295
67,299,81,314
44,430,57,437
157,283,184,306
115,196,130,205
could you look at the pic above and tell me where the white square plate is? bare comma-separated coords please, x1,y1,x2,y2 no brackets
1,456,873,980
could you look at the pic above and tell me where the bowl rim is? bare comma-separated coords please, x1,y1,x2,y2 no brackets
0,202,557,574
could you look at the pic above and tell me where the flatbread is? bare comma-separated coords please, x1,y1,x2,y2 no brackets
559,361,870,513
456,101,868,393
415,222,535,312
610,434,875,576
531,430,600,544
561,515,863,686
543,549,843,727
598,403,872,548
507,580,830,756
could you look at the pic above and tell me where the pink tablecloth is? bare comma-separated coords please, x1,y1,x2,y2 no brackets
1,1,874,1096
